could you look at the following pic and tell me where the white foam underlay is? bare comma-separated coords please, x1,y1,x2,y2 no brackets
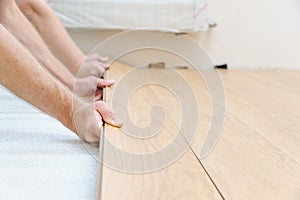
49,0,208,32
0,86,98,200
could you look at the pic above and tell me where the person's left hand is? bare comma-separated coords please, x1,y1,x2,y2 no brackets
75,54,112,101
73,76,115,101
77,54,110,78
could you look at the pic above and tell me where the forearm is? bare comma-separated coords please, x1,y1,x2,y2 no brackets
37,50,75,90
17,0,85,74
0,25,79,131
0,1,75,90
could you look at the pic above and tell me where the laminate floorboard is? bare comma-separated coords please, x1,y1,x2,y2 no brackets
98,62,300,199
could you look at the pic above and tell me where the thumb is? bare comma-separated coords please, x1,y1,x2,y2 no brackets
97,79,115,88
95,101,123,128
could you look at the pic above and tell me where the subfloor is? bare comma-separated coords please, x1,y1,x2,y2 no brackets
97,62,300,199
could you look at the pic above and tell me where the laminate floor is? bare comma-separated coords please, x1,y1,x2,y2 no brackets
97,62,300,200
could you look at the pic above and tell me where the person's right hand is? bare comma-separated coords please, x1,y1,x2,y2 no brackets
72,101,123,147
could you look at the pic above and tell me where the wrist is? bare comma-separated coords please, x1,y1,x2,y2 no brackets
68,96,86,134
70,53,85,75
64,75,76,91
55,89,80,134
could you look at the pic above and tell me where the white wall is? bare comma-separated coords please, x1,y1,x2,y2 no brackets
68,0,300,69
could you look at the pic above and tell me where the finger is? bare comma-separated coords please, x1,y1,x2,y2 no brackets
90,142,100,147
87,54,109,63
97,65,106,77
97,79,115,88
95,102,123,128
84,133,100,145
97,63,109,74
94,93,103,101
74,77,98,97
84,111,102,144
95,56,109,63
103,63,110,70
94,89,103,101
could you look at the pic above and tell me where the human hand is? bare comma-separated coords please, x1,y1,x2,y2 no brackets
72,101,123,147
73,76,115,101
75,54,112,101
86,53,109,64
77,54,110,78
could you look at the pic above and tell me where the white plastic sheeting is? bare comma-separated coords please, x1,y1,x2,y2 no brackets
49,0,208,32
0,86,98,200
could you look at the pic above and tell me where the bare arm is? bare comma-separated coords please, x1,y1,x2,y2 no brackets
17,0,85,74
0,24,122,146
0,0,75,90
0,24,74,129
16,0,109,75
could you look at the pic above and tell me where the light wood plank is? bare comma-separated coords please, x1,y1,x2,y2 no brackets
201,114,300,199
244,71,300,94
218,71,300,163
189,70,300,199
97,62,222,200
98,63,300,199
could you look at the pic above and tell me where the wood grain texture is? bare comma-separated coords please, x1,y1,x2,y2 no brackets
97,62,222,200
191,70,300,199
219,71,300,163
98,62,300,199
200,114,300,200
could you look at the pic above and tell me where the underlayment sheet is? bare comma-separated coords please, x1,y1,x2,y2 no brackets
0,86,98,200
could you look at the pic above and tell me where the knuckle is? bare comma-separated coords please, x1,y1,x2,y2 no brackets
89,76,97,83
99,68,105,76
96,101,106,108
91,53,97,57
106,110,113,118
91,60,98,65
99,101,106,106
86,137,98,144
91,61,99,68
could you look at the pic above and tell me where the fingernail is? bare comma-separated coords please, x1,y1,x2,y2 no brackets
108,80,116,84
114,118,123,126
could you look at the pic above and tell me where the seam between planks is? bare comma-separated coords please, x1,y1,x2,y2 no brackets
146,85,226,199
189,146,226,200
96,125,105,200
98,69,225,199
96,82,108,200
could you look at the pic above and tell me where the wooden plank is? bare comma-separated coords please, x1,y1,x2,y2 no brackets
224,70,300,115
201,114,300,199
218,71,300,163
97,62,223,200
244,70,300,94
188,70,300,199
98,64,300,199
